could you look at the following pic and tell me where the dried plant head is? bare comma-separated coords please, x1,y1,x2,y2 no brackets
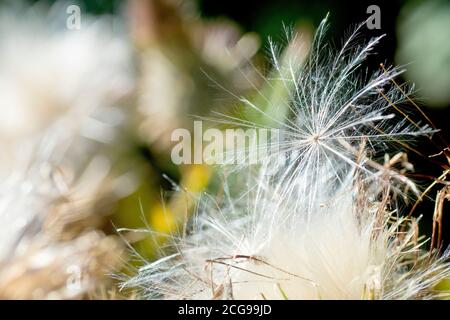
0,2,134,299
206,15,436,208
121,162,449,300
121,16,449,300
0,150,127,299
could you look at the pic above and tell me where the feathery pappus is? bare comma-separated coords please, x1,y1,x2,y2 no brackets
206,15,436,211
122,163,450,299
121,16,450,300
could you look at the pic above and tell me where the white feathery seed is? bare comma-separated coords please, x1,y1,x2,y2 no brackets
208,16,435,212
123,162,449,299
122,16,450,300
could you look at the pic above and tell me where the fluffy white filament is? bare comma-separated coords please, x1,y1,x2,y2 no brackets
122,16,449,300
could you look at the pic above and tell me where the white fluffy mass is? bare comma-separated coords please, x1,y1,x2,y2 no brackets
122,16,449,300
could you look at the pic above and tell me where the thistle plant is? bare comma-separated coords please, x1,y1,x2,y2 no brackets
122,16,450,300
0,2,134,299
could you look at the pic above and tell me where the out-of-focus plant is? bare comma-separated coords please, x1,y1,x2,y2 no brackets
396,0,450,108
127,0,261,151
0,1,135,298
114,0,262,260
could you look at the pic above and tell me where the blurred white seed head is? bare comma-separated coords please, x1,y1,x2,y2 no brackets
0,2,134,298
0,1,134,175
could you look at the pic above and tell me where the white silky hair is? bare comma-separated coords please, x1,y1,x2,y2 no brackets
122,16,449,299
124,163,449,299
206,15,435,212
